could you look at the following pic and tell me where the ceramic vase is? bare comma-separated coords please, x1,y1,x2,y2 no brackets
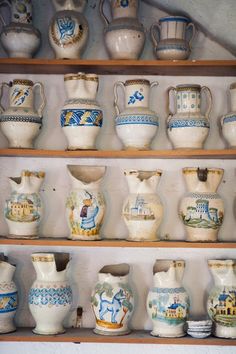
207,259,236,338
221,83,236,148
29,252,72,335
0,79,46,149
179,167,224,242
122,169,163,241
0,0,41,58
4,170,45,239
0,253,17,334
167,84,212,149
91,263,134,335
66,165,106,240
147,260,190,337
114,79,159,150
61,73,103,150
99,0,145,59
150,16,196,60
49,0,89,59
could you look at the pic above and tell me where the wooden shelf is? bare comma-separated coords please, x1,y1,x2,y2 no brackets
0,328,235,345
0,59,236,76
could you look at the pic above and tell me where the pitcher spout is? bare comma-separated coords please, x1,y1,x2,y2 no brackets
9,170,45,194
67,165,106,189
124,170,162,194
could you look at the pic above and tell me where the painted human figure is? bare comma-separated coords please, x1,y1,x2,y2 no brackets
80,192,99,230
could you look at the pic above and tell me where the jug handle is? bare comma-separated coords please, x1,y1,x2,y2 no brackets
167,86,177,123
0,82,10,114
33,82,46,118
150,22,161,50
150,81,159,89
99,0,110,26
186,22,196,49
114,81,125,116
201,86,212,120
0,0,11,27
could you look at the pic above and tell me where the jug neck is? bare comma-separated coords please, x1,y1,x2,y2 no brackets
124,80,150,109
159,16,189,41
64,73,98,100
176,85,201,114
183,168,223,193
9,80,34,109
153,260,185,288
32,253,69,282
51,0,87,12
111,0,138,20
230,84,236,112
9,170,45,194
0,261,15,282
124,170,162,194
11,0,33,24
208,260,236,287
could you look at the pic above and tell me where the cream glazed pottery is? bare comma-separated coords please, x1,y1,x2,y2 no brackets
66,165,106,240
91,263,134,335
207,260,236,338
0,79,46,148
4,170,45,239
49,0,89,59
60,73,103,150
0,0,41,58
147,260,190,337
29,252,72,335
122,169,163,241
99,0,145,59
179,167,224,242
0,253,17,334
221,83,236,148
167,84,212,149
150,16,196,60
114,79,159,150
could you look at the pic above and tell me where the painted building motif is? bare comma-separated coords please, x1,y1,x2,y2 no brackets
208,287,236,327
123,194,155,221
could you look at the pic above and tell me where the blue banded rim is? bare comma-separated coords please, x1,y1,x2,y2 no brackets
159,16,190,23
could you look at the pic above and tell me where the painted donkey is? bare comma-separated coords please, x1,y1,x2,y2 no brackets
99,289,126,323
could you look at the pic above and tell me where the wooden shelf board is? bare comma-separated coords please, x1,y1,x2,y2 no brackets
0,59,236,76
0,148,236,159
0,328,236,345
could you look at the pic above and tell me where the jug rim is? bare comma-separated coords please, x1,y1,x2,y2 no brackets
124,169,162,176
182,167,224,174
124,79,150,86
159,16,190,23
64,73,98,82
99,263,130,277
175,84,201,91
12,79,34,86
230,83,236,90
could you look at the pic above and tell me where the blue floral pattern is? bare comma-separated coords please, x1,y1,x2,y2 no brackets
29,286,72,307
61,109,103,127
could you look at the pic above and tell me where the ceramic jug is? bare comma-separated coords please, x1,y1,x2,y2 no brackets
49,0,89,59
0,79,46,149
91,263,134,335
99,0,145,59
179,167,224,242
4,170,45,239
66,165,106,240
60,73,103,150
147,260,189,337
167,84,212,149
122,169,163,241
207,259,236,338
0,0,41,58
29,252,72,335
114,79,159,150
150,16,196,60
0,254,17,334
221,83,236,148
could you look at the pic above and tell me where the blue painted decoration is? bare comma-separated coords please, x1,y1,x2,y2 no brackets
57,16,75,42
29,286,72,307
0,292,17,313
168,119,209,131
128,91,144,105
116,114,158,126
61,109,103,127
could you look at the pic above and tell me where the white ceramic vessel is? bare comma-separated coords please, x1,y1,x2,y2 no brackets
150,16,196,60
49,0,89,59
0,0,40,58
0,79,46,148
61,73,103,150
91,263,134,335
0,254,17,334
114,79,159,150
123,169,163,241
4,170,45,239
29,252,72,335
99,0,145,59
167,84,212,149
147,260,190,337
179,167,224,242
221,83,236,147
66,165,106,240
207,259,236,338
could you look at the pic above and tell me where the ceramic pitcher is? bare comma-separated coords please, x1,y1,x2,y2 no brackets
91,263,134,335
0,254,17,334
4,170,45,239
0,0,41,58
49,0,89,59
114,79,159,150
29,252,72,335
0,79,46,148
147,260,189,337
60,73,103,150
179,167,224,242
207,259,236,338
66,165,106,240
150,16,196,60
167,84,212,149
221,83,236,148
122,169,163,241
99,0,145,59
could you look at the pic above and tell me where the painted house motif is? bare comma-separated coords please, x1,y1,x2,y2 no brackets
165,297,185,319
123,195,155,221
10,199,34,217
212,289,236,316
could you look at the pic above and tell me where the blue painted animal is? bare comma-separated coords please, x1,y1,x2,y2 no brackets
128,91,144,105
99,289,126,323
